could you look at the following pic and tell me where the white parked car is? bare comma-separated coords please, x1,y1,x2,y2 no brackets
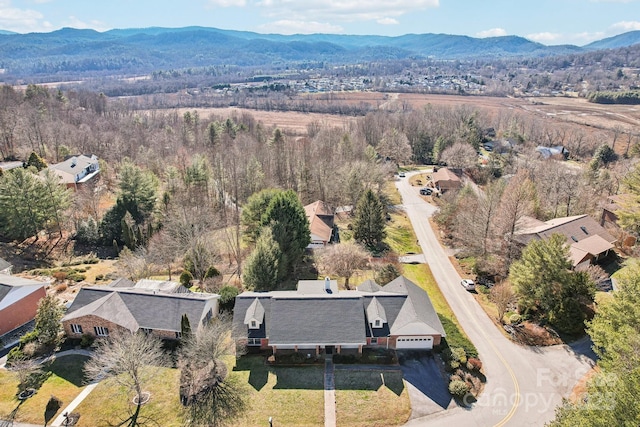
461,279,475,291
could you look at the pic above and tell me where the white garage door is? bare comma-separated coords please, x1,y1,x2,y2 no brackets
396,336,433,350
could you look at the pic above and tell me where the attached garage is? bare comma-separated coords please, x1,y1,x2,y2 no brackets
395,336,434,350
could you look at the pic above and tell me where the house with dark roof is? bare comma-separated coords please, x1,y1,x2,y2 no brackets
61,280,219,340
44,154,100,189
432,167,462,192
0,274,48,336
232,276,445,356
304,200,335,248
600,194,637,247
515,214,617,269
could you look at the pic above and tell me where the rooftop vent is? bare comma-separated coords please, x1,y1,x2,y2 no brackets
580,226,588,234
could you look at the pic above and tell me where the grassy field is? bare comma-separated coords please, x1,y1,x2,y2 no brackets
335,369,410,427
385,211,421,255
0,355,90,425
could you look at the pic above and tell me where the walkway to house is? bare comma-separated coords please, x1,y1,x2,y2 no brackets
323,357,336,427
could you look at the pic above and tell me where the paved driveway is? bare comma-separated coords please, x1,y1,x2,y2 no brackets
399,352,454,419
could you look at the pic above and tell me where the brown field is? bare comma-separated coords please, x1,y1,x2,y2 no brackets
170,92,639,141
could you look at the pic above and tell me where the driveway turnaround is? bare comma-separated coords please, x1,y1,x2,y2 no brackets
397,172,596,427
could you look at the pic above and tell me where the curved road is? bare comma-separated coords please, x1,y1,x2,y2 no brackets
398,172,595,427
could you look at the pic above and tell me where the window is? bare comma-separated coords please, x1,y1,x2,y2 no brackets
250,320,257,328
94,326,109,337
370,337,378,345
248,338,261,346
374,319,381,328
70,324,82,334
175,332,182,339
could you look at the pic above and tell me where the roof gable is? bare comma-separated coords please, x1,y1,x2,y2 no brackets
366,297,387,324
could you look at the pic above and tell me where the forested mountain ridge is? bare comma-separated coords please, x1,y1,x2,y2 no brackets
0,26,639,80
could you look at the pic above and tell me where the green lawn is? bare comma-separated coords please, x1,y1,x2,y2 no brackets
335,369,410,427
232,356,325,427
0,354,90,426
385,212,421,255
74,366,185,427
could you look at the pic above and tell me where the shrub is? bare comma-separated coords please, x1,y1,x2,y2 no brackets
290,352,305,364
448,380,470,398
19,330,39,345
449,374,462,382
450,347,467,364
46,396,62,413
22,342,40,357
180,271,193,287
7,347,25,363
52,271,67,282
67,272,86,282
204,266,220,279
509,313,522,325
467,358,483,371
80,334,94,348
54,283,68,293
95,274,104,281
219,286,239,312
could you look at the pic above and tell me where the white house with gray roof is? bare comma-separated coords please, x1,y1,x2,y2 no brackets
44,154,100,189
232,276,445,356
62,281,219,340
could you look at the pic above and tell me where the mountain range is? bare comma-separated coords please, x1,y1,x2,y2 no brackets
0,26,639,79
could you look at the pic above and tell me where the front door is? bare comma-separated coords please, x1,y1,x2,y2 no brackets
325,345,334,355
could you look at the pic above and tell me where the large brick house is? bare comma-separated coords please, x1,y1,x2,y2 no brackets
232,276,445,356
62,280,219,340
0,274,48,336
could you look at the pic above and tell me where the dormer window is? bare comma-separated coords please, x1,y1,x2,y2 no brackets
374,319,381,328
250,320,258,329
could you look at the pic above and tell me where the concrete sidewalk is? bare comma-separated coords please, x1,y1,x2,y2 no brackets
324,358,336,427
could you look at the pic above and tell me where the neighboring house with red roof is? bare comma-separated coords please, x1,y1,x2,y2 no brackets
304,200,335,248
61,279,219,340
515,214,617,269
0,273,48,336
232,276,445,356
43,154,100,189
432,167,462,192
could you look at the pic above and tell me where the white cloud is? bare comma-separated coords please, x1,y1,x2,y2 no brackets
377,18,399,25
610,20,640,31
253,0,439,23
476,28,507,38
0,0,51,33
207,0,247,6
258,20,343,34
526,32,563,43
63,16,108,32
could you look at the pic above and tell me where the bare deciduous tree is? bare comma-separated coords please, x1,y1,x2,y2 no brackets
84,331,167,426
440,142,478,170
315,242,370,290
489,282,515,323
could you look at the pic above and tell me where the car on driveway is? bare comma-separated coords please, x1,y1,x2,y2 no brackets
399,172,406,178
460,279,475,291
419,187,432,196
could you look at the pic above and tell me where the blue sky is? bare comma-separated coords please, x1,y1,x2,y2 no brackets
1,0,639,46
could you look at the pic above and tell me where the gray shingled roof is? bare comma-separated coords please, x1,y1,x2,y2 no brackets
232,276,445,345
383,276,446,336
357,279,382,293
269,297,366,345
63,286,218,332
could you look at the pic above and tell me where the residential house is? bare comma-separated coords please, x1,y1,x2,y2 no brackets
601,194,637,247
305,200,335,248
0,258,12,275
232,276,445,356
515,214,617,269
61,280,219,340
432,167,462,192
44,154,100,189
536,145,568,160
0,274,47,336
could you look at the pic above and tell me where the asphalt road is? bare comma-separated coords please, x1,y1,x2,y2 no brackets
397,172,596,427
